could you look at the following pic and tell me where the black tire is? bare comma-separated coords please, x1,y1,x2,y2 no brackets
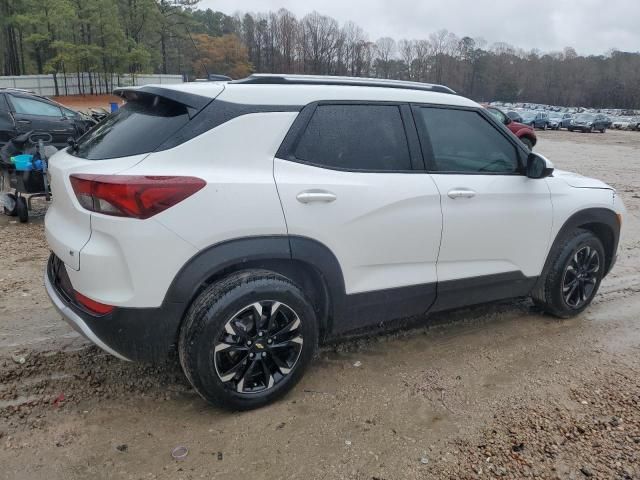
179,270,319,410
3,192,17,216
532,229,605,318
542,123,547,131
568,128,573,132
520,137,534,150
587,126,593,133
16,196,28,223
600,127,606,133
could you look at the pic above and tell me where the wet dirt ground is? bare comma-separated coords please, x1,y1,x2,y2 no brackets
0,130,639,479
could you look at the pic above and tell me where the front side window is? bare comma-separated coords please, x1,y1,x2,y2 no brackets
416,107,519,174
10,95,63,117
294,104,412,171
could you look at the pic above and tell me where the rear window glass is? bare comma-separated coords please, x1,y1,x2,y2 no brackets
72,94,190,160
294,104,411,171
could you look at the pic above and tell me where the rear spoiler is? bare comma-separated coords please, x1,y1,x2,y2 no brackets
113,86,214,118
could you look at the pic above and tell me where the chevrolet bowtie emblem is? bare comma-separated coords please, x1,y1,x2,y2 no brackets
255,343,265,349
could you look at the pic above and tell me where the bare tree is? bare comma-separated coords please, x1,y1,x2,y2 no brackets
374,37,396,78
398,39,416,80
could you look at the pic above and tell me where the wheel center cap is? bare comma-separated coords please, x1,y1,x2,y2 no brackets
253,341,266,351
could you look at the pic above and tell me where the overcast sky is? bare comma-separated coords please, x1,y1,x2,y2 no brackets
198,0,640,55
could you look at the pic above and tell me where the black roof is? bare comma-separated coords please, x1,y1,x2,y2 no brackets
231,74,456,95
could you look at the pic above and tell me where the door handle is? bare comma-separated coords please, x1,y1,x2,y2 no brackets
296,190,337,204
447,188,476,199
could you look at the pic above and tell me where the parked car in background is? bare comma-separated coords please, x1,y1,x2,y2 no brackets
0,88,95,149
520,111,550,130
612,117,632,130
506,110,523,123
548,113,563,130
614,116,640,131
486,106,537,149
560,113,574,129
569,113,608,133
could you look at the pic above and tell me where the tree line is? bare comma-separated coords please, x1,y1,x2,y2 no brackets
1,1,639,108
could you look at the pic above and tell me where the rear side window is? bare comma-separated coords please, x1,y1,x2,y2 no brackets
294,104,411,171
72,93,190,160
416,107,519,174
9,95,63,117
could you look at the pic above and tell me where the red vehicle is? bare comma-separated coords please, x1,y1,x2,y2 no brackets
486,106,537,150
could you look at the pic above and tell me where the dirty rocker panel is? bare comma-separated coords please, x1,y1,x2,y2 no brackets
48,237,542,363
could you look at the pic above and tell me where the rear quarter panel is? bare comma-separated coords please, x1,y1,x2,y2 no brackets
121,111,297,250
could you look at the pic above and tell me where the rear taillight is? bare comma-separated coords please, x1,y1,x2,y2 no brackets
69,175,206,219
74,291,114,315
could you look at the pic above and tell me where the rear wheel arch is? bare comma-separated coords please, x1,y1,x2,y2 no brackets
166,236,345,343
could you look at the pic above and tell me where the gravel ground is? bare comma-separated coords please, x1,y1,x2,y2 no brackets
0,129,639,479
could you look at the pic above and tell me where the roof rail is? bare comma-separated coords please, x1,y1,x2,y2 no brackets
230,74,456,95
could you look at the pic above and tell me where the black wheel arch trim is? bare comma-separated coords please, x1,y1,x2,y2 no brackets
54,208,620,364
538,207,620,286
164,235,342,337
59,234,551,363
165,235,540,342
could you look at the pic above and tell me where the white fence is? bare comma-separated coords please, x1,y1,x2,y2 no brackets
0,73,184,97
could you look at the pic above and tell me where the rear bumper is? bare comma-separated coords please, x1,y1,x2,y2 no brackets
45,254,184,363
45,270,131,361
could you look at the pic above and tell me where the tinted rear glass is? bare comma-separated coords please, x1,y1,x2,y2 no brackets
72,94,190,160
294,104,411,171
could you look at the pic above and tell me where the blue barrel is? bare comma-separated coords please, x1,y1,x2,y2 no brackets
109,102,119,113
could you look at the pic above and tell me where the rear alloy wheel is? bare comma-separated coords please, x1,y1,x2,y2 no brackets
532,229,605,318
179,270,318,410
213,301,304,394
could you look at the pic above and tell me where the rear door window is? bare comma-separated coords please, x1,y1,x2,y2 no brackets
72,93,190,160
293,104,412,171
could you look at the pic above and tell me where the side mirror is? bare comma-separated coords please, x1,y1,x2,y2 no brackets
527,152,554,179
504,116,512,125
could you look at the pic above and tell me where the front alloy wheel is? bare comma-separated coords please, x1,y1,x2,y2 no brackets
532,229,605,318
561,246,600,309
214,301,303,394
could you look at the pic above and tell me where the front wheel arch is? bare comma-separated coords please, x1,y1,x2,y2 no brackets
534,208,620,300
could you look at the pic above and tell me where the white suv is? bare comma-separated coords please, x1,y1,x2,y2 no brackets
44,75,624,410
